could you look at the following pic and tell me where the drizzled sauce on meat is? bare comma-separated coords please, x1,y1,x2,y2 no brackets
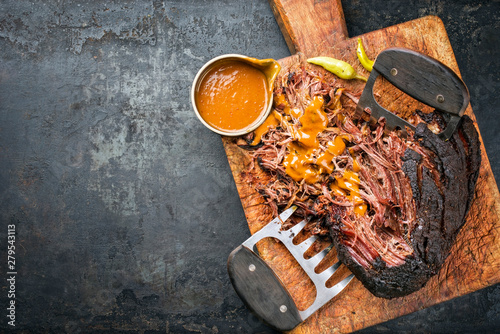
245,65,415,268
241,62,481,299
251,92,368,215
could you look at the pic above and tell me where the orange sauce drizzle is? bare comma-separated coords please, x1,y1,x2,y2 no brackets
283,96,329,184
250,110,282,146
252,93,368,216
275,94,301,119
335,171,367,216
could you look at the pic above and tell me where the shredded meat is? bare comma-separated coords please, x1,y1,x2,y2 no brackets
241,63,481,299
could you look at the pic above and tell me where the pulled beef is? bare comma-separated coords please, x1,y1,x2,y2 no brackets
243,64,481,299
330,116,481,298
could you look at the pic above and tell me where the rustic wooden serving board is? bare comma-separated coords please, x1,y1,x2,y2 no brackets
222,0,500,332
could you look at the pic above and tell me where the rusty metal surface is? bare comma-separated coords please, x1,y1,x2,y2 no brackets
0,0,498,333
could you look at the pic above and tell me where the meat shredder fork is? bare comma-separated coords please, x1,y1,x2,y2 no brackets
227,206,354,331
355,47,469,140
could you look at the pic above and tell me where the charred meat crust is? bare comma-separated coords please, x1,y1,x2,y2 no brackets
332,115,481,299
333,235,432,298
411,116,481,268
243,64,482,299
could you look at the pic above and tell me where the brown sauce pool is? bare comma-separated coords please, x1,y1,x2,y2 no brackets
194,60,269,133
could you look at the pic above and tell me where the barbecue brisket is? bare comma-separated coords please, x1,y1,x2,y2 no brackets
330,116,481,298
244,65,481,299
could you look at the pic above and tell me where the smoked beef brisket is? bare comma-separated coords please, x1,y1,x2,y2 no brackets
329,116,481,298
243,65,481,299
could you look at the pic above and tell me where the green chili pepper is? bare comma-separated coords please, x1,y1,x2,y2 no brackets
307,56,367,82
356,38,374,72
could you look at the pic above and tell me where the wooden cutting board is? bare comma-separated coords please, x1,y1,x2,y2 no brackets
222,0,500,332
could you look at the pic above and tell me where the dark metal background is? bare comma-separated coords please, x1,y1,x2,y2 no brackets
0,0,498,333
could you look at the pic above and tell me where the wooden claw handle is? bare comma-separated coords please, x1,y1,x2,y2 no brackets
227,245,302,331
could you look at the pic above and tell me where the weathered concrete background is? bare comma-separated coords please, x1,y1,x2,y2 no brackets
0,0,498,333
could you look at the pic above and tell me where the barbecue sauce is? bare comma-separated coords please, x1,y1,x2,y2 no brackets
250,110,282,146
250,94,303,145
195,60,269,133
283,96,343,184
335,171,367,216
275,94,301,119
250,93,367,215
283,96,329,184
316,137,346,174
279,96,367,215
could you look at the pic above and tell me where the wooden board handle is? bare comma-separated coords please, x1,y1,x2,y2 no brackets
269,0,348,56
